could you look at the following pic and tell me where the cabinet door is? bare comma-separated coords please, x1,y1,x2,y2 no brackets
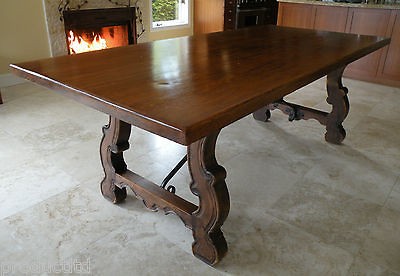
381,11,400,81
194,0,224,34
314,6,348,32
277,3,315,29
345,8,391,78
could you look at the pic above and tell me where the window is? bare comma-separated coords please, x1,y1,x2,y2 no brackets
151,0,189,29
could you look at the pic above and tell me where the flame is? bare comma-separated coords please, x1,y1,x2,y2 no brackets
67,30,107,54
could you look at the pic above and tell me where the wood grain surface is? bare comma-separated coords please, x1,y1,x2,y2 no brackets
11,25,390,145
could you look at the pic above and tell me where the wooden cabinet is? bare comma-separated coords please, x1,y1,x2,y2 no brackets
380,10,400,84
345,8,391,79
194,0,278,34
193,0,235,34
194,0,224,34
278,2,400,87
277,3,348,31
314,6,348,32
277,3,315,29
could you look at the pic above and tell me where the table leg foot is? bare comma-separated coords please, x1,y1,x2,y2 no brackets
252,106,271,122
325,67,349,145
100,116,131,203
188,131,230,265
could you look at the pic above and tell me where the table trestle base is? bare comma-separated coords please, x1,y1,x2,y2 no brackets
267,99,329,125
253,67,349,145
117,170,197,228
100,116,230,266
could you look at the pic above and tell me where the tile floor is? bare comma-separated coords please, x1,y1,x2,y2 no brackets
0,78,399,275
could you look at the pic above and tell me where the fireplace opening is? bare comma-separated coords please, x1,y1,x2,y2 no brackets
63,7,136,55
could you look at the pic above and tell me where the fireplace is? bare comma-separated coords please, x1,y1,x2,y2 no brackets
63,7,137,54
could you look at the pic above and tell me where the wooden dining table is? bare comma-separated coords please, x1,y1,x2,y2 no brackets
11,25,390,266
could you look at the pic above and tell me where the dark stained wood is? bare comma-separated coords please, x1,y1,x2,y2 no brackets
0,89,3,104
325,67,349,144
10,26,390,146
188,131,229,265
100,116,131,203
224,0,237,30
116,170,198,229
253,69,348,145
255,99,328,125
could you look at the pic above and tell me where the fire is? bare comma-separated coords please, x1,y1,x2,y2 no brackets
67,30,107,54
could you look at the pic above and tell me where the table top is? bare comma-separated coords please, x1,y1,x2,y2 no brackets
11,25,389,145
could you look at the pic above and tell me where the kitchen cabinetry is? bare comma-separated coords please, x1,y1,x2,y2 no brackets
277,3,315,28
193,0,236,34
345,8,391,80
314,6,348,32
194,0,278,34
278,2,400,87
277,3,348,31
380,10,400,84
194,0,224,34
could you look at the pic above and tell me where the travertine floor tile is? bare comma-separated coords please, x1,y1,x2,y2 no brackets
269,181,382,254
346,256,399,276
219,203,354,275
304,146,398,205
21,119,99,155
0,156,80,220
0,186,139,264
223,150,313,208
64,220,223,276
360,207,400,273
385,178,400,212
348,116,400,157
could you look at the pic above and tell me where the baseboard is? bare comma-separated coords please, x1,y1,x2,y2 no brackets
0,73,26,88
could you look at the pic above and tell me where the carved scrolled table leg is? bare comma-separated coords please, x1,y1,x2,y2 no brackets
251,68,351,145
325,67,349,144
100,116,131,203
188,131,230,265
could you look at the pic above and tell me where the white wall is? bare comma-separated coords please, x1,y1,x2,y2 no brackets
0,0,51,74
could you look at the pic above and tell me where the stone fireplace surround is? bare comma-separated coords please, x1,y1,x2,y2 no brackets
43,0,147,57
